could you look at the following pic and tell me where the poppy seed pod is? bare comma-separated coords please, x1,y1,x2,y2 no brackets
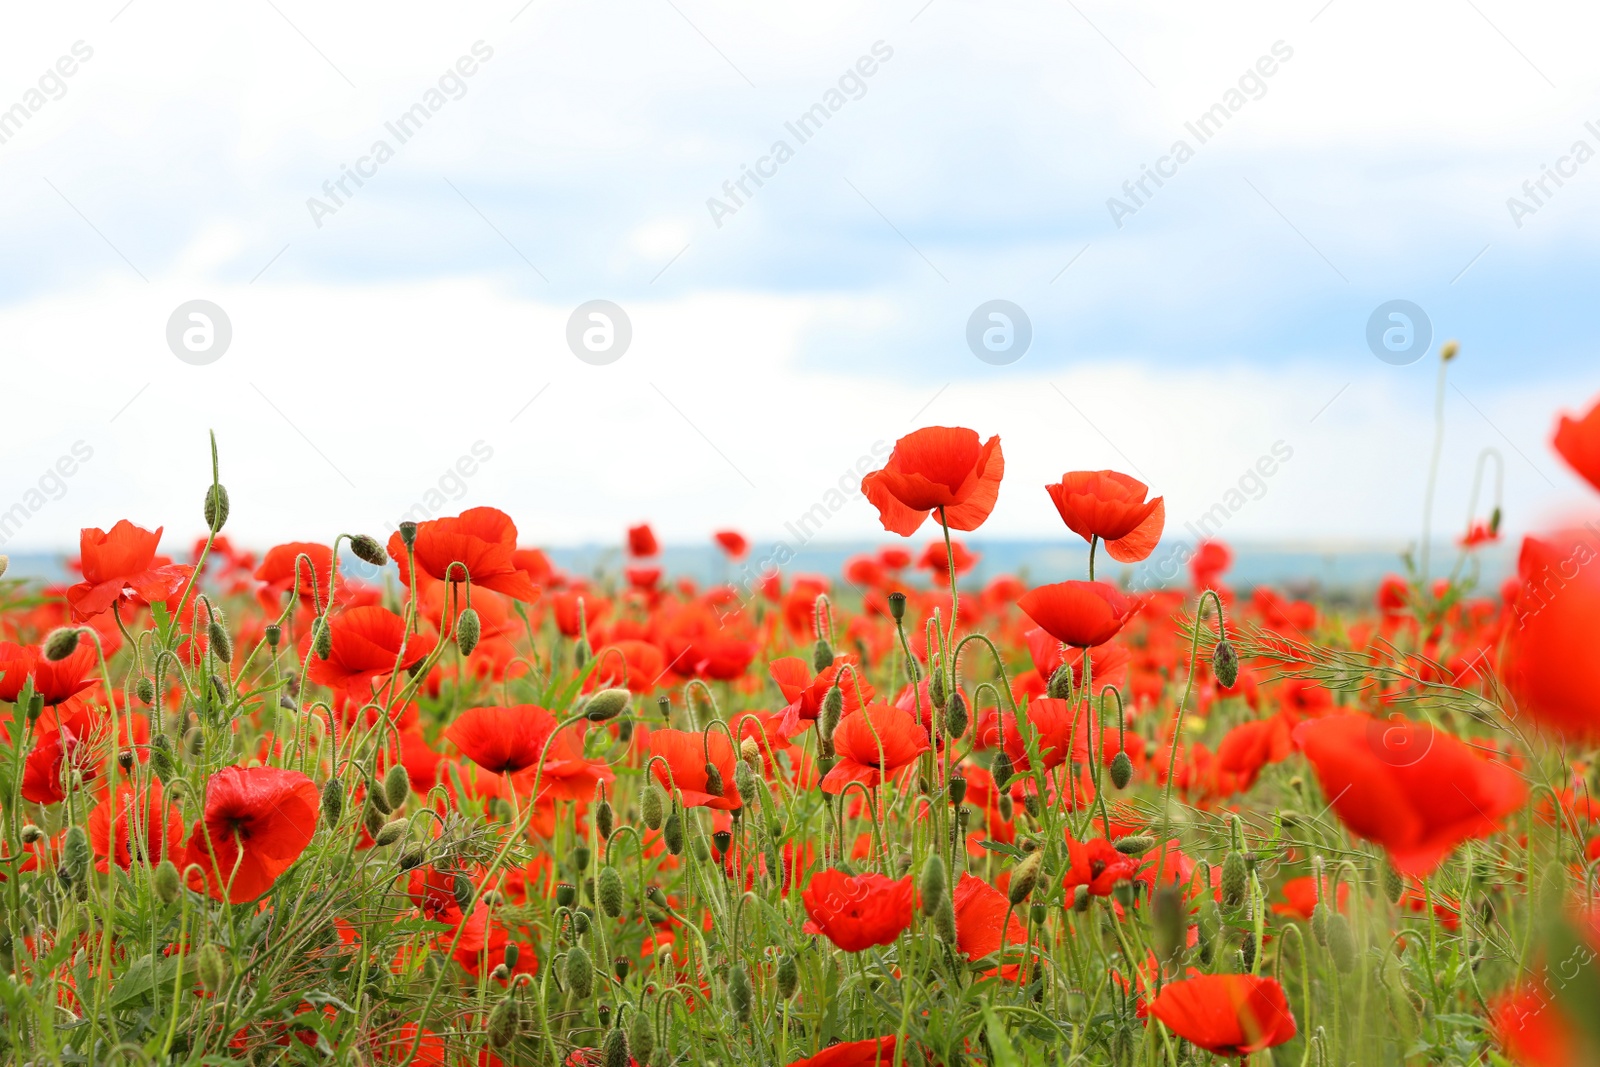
264,623,281,647
398,521,418,549
1109,751,1133,789
1221,851,1248,909
487,995,519,1049
555,882,577,908
920,854,947,915
383,763,409,812
812,638,834,673
153,858,181,905
945,691,969,739
44,627,81,662
641,783,664,830
204,483,229,532
455,607,481,656
565,944,594,999
1009,851,1044,906
604,1024,632,1067
197,944,229,993
349,533,387,567
598,866,624,918
320,778,343,827
586,688,631,723
1211,640,1239,689
1046,664,1073,701
573,844,591,871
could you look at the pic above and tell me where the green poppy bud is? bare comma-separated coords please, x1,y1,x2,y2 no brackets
455,874,476,910
586,688,631,723
1212,640,1239,689
455,607,481,656
565,944,594,999
399,849,424,871
597,797,615,841
197,944,229,993
945,691,969,739
44,628,81,662
207,617,233,664
312,616,332,660
641,783,664,830
1383,860,1404,904
363,802,385,838
811,638,833,673
1113,835,1154,856
1153,885,1186,964
504,942,520,971
1109,751,1133,789
349,534,387,567
1221,851,1248,909
136,676,156,705
991,752,1014,791
320,778,343,827
384,763,410,812
598,866,625,918
575,639,591,668
487,995,519,1048
630,1005,656,1061
150,737,176,784
61,825,89,887
374,819,408,847
1046,664,1073,700
604,1024,632,1067
203,483,229,532
153,859,181,905
729,965,753,1021
1241,932,1256,971
1327,912,1357,973
777,952,799,999
703,762,724,798
1009,851,1044,906
920,854,947,916
1073,885,1091,912
663,807,684,856
930,669,946,710
934,896,958,943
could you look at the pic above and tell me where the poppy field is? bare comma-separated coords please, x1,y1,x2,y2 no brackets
2,373,1600,1067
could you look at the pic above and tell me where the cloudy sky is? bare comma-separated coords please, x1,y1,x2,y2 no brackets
1,0,1596,559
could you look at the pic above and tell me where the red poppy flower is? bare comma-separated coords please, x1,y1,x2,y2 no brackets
1045,471,1165,563
517,722,613,803
1191,539,1232,591
770,656,875,735
861,426,1004,536
589,639,668,694
1554,395,1600,494
787,1037,899,1067
647,729,743,810
20,703,103,805
1147,974,1297,1057
385,507,541,602
185,765,319,903
445,704,559,775
1062,834,1139,896
1501,529,1600,742
801,868,914,952
65,521,192,620
1294,714,1526,876
1018,581,1133,648
1491,981,1580,1067
952,872,1028,962
713,529,749,558
303,605,435,702
627,523,659,558
1271,876,1349,920
254,542,337,611
1216,712,1294,791
89,782,185,872
917,539,980,578
0,640,99,705
821,703,930,794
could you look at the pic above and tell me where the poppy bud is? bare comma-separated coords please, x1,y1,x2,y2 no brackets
1212,640,1239,689
574,639,591,668
384,764,410,812
1383,860,1404,904
1326,913,1357,973
691,837,710,863
1113,835,1154,856
1109,751,1133,789
641,783,664,830
265,623,281,647
777,952,799,999
1221,851,1248,909
998,794,1014,821
663,807,684,855
1241,932,1256,971
153,858,181,904
631,1006,656,1061
349,534,387,567
20,824,42,845
729,965,753,1021
887,591,907,621
598,866,625,918
734,760,757,802
399,849,424,870
811,638,834,673
207,618,233,664
1046,664,1073,700
573,844,591,872
487,995,519,1048
399,521,418,549
136,676,156,705
374,819,408,847
597,797,615,841
25,693,42,723
1311,901,1330,947
311,616,332,660
455,607,481,656
363,800,386,838
0,555,7,578
703,762,724,798
604,1023,632,1067
455,874,477,910
197,944,229,993
946,692,969,739
61,825,89,888
367,777,393,815
1489,505,1502,537
1153,885,1186,964
934,896,958,943
820,685,844,742
930,669,947,710
320,779,343,827
44,628,81,662
1072,885,1091,912
204,483,229,532
1440,338,1460,361
1023,793,1042,819
1009,851,1044,906
586,688,631,723
992,752,1015,791
150,737,176,784
490,963,511,982
739,737,762,768
565,944,594,1000
920,854,947,916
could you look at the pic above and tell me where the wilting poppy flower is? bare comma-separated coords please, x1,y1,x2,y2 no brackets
648,729,743,810
1045,471,1165,563
0,640,99,705
65,521,191,620
713,529,749,558
303,606,435,702
386,507,541,602
1018,581,1133,648
1501,529,1600,742
445,704,558,775
1062,834,1139,896
1294,714,1526,876
627,523,659,558
185,765,319,903
1147,974,1297,1057
861,426,1004,536
801,868,914,952
787,1037,899,1067
821,703,930,794
952,872,1029,962
89,782,185,871
254,542,337,611
1554,395,1600,494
